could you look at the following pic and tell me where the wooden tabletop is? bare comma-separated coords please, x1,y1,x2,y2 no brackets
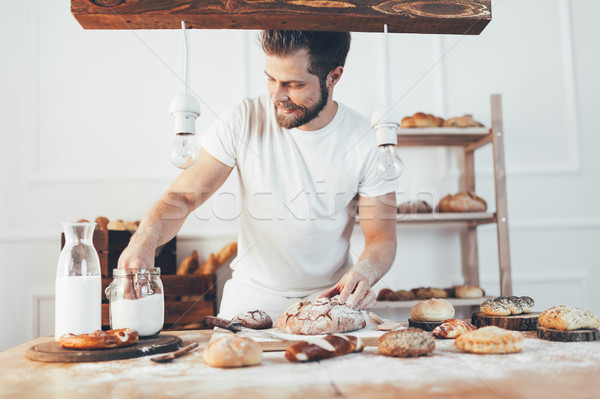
2,329,600,399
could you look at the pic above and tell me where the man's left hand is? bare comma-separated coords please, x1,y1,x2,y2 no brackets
318,269,376,310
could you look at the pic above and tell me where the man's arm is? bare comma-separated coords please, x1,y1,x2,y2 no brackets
319,192,397,309
118,148,233,270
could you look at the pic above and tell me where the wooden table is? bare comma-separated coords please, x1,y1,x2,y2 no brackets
2,329,600,399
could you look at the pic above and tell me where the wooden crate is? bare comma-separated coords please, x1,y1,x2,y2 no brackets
101,274,216,329
61,229,176,276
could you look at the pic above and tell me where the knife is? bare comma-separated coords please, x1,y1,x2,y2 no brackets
202,316,287,341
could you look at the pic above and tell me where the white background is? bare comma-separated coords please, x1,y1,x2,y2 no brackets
1,0,599,350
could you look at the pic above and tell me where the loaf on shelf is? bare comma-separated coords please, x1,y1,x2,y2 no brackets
437,192,487,213
400,112,444,128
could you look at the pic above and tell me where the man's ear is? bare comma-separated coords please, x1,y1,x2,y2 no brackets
327,66,344,88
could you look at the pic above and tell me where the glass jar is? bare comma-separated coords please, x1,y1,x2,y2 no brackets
55,222,102,340
106,268,165,337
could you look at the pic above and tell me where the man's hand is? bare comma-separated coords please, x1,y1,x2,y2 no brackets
117,238,156,270
318,268,377,310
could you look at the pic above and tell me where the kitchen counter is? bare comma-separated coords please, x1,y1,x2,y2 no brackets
2,328,600,399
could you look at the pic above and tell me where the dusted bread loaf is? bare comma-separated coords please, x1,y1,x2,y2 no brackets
276,297,366,335
378,328,435,357
231,310,273,329
411,298,455,322
203,335,262,368
455,326,524,354
539,306,600,331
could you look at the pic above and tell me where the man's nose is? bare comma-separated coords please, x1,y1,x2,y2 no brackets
272,83,289,103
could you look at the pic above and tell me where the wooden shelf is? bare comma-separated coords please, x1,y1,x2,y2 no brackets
397,127,492,147
357,212,496,226
373,296,493,310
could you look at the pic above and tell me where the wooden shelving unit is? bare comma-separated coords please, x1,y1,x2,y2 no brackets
374,296,494,310
376,94,513,296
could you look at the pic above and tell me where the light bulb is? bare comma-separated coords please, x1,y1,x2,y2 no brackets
377,144,404,181
170,133,199,169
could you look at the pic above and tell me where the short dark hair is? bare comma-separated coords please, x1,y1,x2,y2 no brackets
260,30,351,81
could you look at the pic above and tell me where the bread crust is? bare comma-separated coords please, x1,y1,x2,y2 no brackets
285,334,363,362
455,326,524,354
411,298,455,322
275,297,366,335
538,306,600,331
432,319,477,339
57,328,139,349
231,310,273,329
378,328,435,357
481,296,535,316
438,192,487,213
203,335,262,368
397,200,432,214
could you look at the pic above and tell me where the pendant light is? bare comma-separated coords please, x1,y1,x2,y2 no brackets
371,24,403,181
169,21,200,169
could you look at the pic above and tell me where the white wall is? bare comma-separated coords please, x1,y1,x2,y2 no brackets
1,0,599,350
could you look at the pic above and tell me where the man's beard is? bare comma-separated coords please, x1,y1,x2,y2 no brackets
274,81,329,129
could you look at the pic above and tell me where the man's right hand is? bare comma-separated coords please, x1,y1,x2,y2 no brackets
117,238,156,270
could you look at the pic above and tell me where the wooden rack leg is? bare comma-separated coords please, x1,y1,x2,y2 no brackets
491,94,513,296
461,149,480,287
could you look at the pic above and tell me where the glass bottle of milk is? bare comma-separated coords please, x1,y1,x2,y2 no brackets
54,222,101,340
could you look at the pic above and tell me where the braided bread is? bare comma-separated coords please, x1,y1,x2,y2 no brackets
285,334,363,362
481,296,535,316
432,319,477,339
58,328,139,349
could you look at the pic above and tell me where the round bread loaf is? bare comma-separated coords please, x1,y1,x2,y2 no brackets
376,288,396,301
378,328,435,357
438,192,487,213
394,289,415,301
203,335,262,368
275,297,366,335
455,285,484,298
538,306,600,331
231,310,273,329
411,298,455,322
397,200,432,214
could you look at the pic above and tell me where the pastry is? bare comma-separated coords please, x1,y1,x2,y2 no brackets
411,298,455,322
401,112,444,128
455,326,524,354
432,319,477,339
58,328,138,349
454,285,484,298
538,306,600,331
275,297,366,335
438,192,487,213
415,287,448,299
203,335,262,368
177,250,200,275
285,334,363,362
397,200,432,214
443,114,484,128
481,296,535,316
231,310,273,329
378,328,435,357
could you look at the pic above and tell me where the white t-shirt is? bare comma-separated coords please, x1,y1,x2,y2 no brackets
200,95,396,297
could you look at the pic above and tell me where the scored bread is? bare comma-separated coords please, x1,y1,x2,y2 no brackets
538,306,600,331
411,298,455,322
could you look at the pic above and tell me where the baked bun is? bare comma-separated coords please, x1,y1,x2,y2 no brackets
481,296,535,316
378,328,435,357
58,328,138,349
394,289,415,301
432,319,477,339
94,216,110,231
411,298,455,322
397,200,432,214
203,335,262,368
454,285,484,298
455,326,524,354
231,310,273,330
438,192,487,213
376,288,414,301
538,306,600,331
401,112,444,128
443,114,484,128
415,287,448,299
275,297,366,335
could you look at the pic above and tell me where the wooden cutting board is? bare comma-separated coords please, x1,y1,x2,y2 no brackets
471,312,540,331
537,326,600,342
26,335,182,363
408,318,443,332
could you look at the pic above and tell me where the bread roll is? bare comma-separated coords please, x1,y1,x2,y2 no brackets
285,334,363,362
378,328,435,357
397,200,432,214
107,221,127,231
231,310,273,329
203,335,262,368
177,250,200,275
94,216,110,231
411,298,455,322
538,306,600,331
415,287,448,299
275,297,366,335
455,326,524,354
454,285,484,298
438,192,487,213
401,112,444,128
443,114,484,128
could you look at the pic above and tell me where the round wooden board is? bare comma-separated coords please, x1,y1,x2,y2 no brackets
26,334,182,363
471,312,540,331
408,318,443,331
537,326,600,342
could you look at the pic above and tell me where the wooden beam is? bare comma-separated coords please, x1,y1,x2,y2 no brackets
72,0,491,34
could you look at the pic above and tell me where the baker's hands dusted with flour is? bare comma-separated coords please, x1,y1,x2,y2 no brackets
318,262,378,310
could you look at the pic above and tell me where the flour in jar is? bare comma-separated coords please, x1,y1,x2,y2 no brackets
110,294,164,336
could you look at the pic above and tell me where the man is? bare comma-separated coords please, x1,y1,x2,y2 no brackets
118,30,397,319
